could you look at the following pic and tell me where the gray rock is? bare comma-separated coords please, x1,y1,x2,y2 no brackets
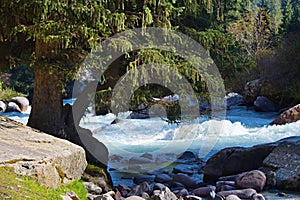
178,188,189,197
153,183,167,191
9,97,30,112
128,181,150,197
193,186,216,197
133,175,155,185
0,116,87,188
125,195,145,200
154,174,172,183
235,170,266,192
225,195,241,200
6,102,21,112
254,96,276,112
226,93,245,107
84,182,103,195
95,191,115,200
203,144,275,183
116,184,131,197
177,151,197,160
0,101,6,112
218,189,257,199
173,173,200,189
153,187,177,200
185,195,202,200
270,104,300,125
262,140,300,190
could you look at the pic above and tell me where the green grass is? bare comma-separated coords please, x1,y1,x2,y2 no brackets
0,167,88,200
0,88,26,102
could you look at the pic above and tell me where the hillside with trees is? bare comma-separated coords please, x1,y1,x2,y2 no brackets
0,0,300,136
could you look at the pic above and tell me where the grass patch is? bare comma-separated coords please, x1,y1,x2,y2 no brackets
0,167,87,200
0,88,26,102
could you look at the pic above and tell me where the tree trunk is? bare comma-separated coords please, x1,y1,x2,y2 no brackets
27,38,65,138
27,68,65,137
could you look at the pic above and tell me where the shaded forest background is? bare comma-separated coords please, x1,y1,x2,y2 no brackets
0,0,300,136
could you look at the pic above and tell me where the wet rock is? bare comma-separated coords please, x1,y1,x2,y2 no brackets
235,170,266,192
94,191,115,200
152,187,177,200
193,186,216,197
218,189,257,199
203,144,275,183
177,151,197,161
129,157,152,165
254,96,276,112
84,182,103,195
178,188,189,197
153,183,167,191
133,175,155,185
185,195,202,200
0,101,6,112
216,181,235,192
217,185,236,192
252,194,265,200
9,97,30,112
225,195,241,200
6,102,21,112
226,93,245,107
116,184,131,197
262,139,300,190
125,195,145,200
140,153,153,160
244,79,279,105
270,104,300,125
154,174,172,183
128,181,150,197
173,164,194,175
169,181,185,189
173,174,200,189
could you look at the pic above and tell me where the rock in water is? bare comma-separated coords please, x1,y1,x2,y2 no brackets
5,102,21,112
254,96,276,112
0,101,6,112
0,116,87,188
218,189,257,199
270,104,300,125
226,93,245,107
193,186,216,197
235,170,266,192
262,139,300,190
225,195,241,200
9,97,30,112
203,144,275,183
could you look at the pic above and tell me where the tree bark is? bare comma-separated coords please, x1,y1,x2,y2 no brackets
27,68,65,137
27,38,65,138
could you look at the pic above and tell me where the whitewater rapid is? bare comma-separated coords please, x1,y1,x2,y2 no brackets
4,101,300,163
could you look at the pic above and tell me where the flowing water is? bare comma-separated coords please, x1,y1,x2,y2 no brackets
2,100,300,191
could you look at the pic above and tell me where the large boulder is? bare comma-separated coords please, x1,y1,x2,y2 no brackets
203,144,275,183
0,100,6,112
226,93,245,107
261,138,300,190
254,96,276,112
244,79,279,105
9,97,30,112
0,116,87,188
235,170,266,192
270,104,300,125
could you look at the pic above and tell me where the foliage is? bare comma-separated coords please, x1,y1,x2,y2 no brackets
0,87,26,102
1,0,300,125
0,167,87,200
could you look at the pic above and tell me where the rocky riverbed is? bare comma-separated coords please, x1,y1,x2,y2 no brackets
83,136,300,200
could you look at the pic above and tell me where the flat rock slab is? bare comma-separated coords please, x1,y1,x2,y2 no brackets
0,116,87,188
